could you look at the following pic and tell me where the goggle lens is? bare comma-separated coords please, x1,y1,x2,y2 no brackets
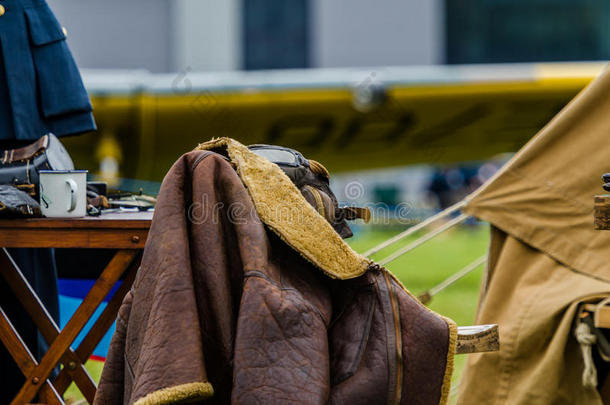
250,148,299,166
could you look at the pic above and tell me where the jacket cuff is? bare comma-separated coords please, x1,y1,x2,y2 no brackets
133,382,214,405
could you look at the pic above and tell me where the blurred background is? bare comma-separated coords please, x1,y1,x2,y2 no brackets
47,0,607,184
49,0,610,71
45,1,609,402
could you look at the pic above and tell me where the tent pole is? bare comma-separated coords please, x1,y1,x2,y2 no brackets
378,213,469,266
364,200,467,257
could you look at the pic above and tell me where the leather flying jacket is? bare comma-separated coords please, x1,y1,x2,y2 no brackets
94,139,457,405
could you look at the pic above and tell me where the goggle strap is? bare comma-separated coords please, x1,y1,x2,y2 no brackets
339,206,371,223
309,159,330,179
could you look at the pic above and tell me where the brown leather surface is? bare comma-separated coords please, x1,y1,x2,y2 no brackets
1,135,48,163
94,150,452,405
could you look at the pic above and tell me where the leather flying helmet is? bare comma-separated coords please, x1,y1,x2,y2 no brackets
248,144,370,238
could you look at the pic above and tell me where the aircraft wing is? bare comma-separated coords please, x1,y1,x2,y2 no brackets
64,62,605,181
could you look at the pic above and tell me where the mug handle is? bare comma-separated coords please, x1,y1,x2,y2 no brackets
66,179,78,212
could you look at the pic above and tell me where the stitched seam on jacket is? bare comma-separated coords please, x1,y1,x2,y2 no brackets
327,280,375,330
124,353,136,382
191,150,216,171
243,270,329,326
331,287,376,385
383,270,403,405
375,271,401,405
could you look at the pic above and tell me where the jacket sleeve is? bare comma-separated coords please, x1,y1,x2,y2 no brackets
95,153,217,405
93,291,131,405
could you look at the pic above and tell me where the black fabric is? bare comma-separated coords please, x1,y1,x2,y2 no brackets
55,248,114,279
0,248,59,403
0,185,42,217
0,40,14,137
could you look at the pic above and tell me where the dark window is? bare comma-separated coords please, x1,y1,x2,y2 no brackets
446,0,610,64
243,0,310,70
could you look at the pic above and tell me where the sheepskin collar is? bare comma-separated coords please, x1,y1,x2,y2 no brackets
195,137,372,279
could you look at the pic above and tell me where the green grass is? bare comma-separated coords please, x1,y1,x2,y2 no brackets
66,224,489,403
64,360,104,404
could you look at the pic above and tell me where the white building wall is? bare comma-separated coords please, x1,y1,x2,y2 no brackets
171,0,241,72
311,0,445,67
48,0,172,73
47,0,443,72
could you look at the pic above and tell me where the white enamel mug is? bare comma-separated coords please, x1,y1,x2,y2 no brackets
39,170,88,218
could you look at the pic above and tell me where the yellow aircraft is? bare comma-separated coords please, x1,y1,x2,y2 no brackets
63,62,605,183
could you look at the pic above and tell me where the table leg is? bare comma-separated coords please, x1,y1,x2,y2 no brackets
53,252,141,396
0,248,97,403
10,249,138,405
0,306,64,405
38,384,64,405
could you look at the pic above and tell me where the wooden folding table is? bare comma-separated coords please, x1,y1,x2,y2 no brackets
0,209,500,403
0,212,152,405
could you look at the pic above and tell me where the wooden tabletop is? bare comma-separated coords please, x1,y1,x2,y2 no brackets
0,211,153,229
0,211,153,249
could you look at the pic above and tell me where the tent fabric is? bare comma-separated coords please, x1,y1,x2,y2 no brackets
456,227,609,404
457,67,610,404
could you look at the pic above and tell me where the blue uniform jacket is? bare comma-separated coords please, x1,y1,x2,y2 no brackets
0,0,95,140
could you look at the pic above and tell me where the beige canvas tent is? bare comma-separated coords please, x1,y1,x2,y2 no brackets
456,66,610,404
